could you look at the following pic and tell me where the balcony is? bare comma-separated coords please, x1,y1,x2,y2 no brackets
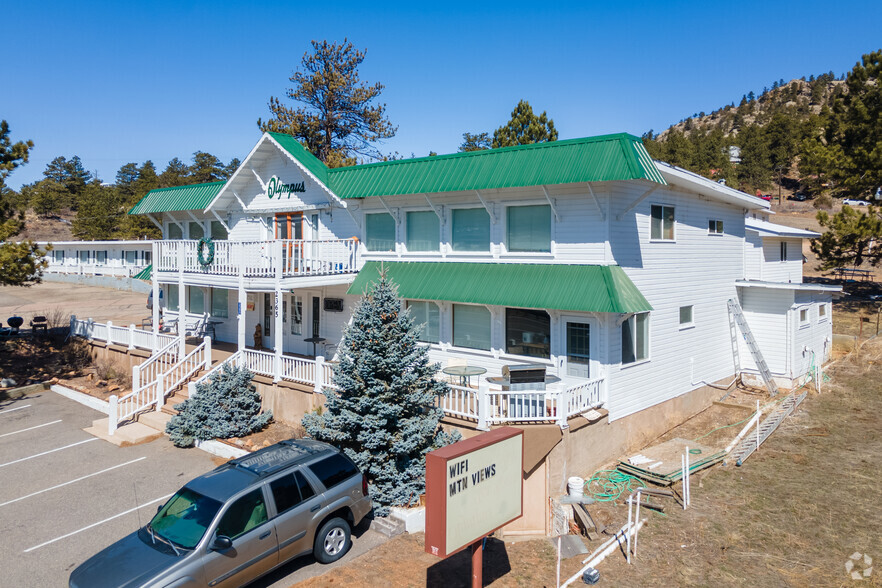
154,239,359,281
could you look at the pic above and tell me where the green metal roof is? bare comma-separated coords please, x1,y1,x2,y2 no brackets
133,264,152,281
268,132,665,200
348,261,652,314
128,181,225,215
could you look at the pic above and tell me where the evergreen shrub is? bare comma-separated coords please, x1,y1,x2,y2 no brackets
166,364,272,448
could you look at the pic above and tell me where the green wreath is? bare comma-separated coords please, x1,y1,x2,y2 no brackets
197,237,215,266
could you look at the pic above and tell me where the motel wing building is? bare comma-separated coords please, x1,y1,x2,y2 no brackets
129,132,836,533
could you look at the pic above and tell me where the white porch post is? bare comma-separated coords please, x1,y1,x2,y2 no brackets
178,329,186,358
132,364,141,397
108,396,118,435
557,386,571,429
128,324,136,350
477,380,490,431
69,315,76,337
106,321,114,345
314,355,325,393
177,241,185,333
237,244,246,352
273,241,283,382
203,335,212,370
151,241,160,347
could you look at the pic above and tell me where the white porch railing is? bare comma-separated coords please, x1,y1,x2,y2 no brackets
154,239,359,278
45,264,146,277
438,376,607,429
242,349,276,376
69,316,177,353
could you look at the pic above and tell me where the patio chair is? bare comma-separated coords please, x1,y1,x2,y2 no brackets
0,322,13,341
30,316,48,337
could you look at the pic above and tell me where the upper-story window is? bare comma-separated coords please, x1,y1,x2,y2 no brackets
365,213,395,252
452,208,490,252
650,205,675,240
622,312,649,364
168,223,183,240
708,220,724,234
507,205,551,253
780,241,788,261
189,221,204,240
210,221,228,240
406,211,440,252
407,300,439,343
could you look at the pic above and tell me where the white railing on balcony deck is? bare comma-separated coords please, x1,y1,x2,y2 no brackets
155,239,358,279
242,349,276,377
70,316,176,353
438,376,607,429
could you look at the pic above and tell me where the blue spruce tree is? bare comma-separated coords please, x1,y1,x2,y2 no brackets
302,271,460,515
166,364,272,447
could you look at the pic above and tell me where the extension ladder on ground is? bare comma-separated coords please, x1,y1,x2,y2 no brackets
730,391,807,466
727,298,779,396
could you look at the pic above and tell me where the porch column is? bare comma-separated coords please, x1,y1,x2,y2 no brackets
237,252,246,351
177,244,185,326
151,241,159,347
273,241,283,382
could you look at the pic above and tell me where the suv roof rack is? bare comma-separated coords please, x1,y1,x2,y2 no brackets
229,439,328,477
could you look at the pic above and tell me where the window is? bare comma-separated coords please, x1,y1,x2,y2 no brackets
168,223,183,240
708,220,724,234
167,284,179,312
507,205,551,252
210,221,228,240
505,308,551,358
53,250,65,262
150,488,221,550
650,205,675,240
308,454,360,491
407,301,439,343
187,286,204,315
125,250,137,265
144,251,151,264
188,221,204,240
622,312,649,364
79,250,90,264
780,241,788,261
211,288,228,318
95,250,107,264
799,308,809,326
452,208,490,252
289,295,302,335
216,490,267,540
819,303,828,320
365,213,395,251
453,304,491,350
270,470,315,515
679,305,694,327
406,211,440,252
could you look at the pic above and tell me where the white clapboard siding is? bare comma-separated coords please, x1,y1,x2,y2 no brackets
760,237,804,283
735,287,792,376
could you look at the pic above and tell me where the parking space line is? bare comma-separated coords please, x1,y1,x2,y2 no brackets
0,438,97,468
0,457,147,508
0,404,31,415
0,420,63,438
23,493,173,553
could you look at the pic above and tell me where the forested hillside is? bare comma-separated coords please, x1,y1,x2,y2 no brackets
643,50,881,201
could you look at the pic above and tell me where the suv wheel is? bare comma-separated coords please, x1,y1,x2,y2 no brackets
314,517,351,563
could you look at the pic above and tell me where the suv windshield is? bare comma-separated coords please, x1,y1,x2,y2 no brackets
149,488,222,549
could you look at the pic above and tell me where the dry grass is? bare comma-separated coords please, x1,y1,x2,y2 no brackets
93,356,132,389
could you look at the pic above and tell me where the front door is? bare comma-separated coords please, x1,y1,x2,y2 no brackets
275,212,303,273
283,293,305,355
565,320,591,378
262,293,274,350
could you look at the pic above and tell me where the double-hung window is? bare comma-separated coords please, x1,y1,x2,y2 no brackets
780,241,788,261
79,250,90,264
452,208,490,252
167,223,183,240
406,211,440,252
95,250,107,264
188,221,204,240
622,312,649,364
365,213,396,252
187,286,204,315
507,205,551,252
210,221,228,240
650,205,675,240
407,300,439,343
167,284,179,312
453,304,491,350
211,288,229,318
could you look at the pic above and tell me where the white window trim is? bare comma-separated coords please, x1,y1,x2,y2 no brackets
649,203,676,242
818,303,829,322
798,306,810,328
502,202,554,255
448,205,492,254
780,241,788,262
707,219,724,235
679,305,695,330
403,208,442,254
621,311,651,367
450,302,493,352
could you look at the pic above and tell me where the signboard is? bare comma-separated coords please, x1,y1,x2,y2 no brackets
425,427,523,558
265,175,305,200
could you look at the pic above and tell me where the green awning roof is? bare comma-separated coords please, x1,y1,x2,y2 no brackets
133,264,152,281
347,261,652,314
271,132,666,200
128,181,225,215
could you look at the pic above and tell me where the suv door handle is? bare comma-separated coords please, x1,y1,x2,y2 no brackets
310,504,321,512
259,531,271,540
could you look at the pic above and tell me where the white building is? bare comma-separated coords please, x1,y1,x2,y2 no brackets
42,240,153,278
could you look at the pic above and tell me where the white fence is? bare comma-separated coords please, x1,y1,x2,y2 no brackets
438,376,607,429
69,316,175,353
155,239,359,278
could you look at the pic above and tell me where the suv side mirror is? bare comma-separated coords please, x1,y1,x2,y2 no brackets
210,535,233,552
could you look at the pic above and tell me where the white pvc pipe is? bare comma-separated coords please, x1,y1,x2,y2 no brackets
725,412,761,453
562,520,646,587
756,400,760,453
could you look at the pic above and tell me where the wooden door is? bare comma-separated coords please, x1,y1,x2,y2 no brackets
275,212,303,272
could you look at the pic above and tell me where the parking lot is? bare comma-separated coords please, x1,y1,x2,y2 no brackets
0,389,219,587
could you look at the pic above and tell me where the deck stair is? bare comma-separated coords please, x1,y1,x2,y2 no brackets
727,298,779,396
729,391,807,466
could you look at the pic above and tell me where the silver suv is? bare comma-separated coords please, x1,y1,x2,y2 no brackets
70,439,372,588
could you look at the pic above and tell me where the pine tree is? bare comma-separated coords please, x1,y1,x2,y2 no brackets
166,364,272,448
302,271,460,515
459,131,491,152
492,100,558,148
812,205,882,269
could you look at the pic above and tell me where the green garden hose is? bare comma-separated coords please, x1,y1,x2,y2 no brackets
585,470,644,502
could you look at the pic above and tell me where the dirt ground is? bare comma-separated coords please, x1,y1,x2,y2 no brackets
297,339,882,587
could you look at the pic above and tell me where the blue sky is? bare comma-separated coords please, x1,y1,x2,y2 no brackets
5,0,880,189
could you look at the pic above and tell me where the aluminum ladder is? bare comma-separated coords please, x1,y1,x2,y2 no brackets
727,298,779,396
730,391,807,466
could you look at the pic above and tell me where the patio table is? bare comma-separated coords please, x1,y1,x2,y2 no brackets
442,365,487,387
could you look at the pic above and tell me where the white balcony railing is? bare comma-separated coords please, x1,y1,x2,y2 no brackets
438,376,607,429
155,239,359,279
69,316,176,353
